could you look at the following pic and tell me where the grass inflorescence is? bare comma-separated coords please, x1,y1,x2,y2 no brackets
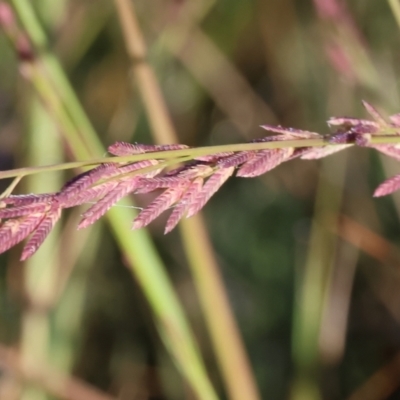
1,101,400,260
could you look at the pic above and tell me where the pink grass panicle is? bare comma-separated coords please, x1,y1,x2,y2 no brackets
1,101,400,260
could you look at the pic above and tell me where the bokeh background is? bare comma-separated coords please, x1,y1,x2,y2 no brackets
1,0,400,399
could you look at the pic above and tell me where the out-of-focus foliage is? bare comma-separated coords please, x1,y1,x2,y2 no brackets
1,0,400,399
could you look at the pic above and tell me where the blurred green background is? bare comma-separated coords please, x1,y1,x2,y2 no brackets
1,0,400,399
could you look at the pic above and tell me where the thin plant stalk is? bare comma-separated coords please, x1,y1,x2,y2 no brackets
2,131,400,182
114,1,261,398
0,344,117,400
20,98,63,400
291,153,348,400
163,26,276,135
8,1,218,398
114,0,176,144
0,139,326,180
180,217,261,400
388,0,400,32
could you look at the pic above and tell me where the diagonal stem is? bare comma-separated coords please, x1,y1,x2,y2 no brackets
114,1,261,399
8,1,218,398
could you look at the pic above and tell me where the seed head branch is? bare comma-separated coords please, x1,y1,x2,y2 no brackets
1,101,400,259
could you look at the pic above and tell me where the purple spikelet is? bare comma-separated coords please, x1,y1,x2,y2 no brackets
20,204,62,260
0,219,20,245
117,159,160,174
78,178,141,229
362,100,387,126
2,193,54,207
134,176,188,193
165,178,203,233
0,214,44,254
368,145,400,162
389,113,400,126
194,152,234,162
327,116,378,130
61,160,160,208
218,152,255,168
108,142,189,156
60,181,120,208
186,167,235,218
134,164,211,194
236,148,293,177
148,144,190,152
261,125,320,138
59,163,117,201
132,186,188,229
108,142,148,155
0,203,48,219
300,144,352,160
374,174,400,197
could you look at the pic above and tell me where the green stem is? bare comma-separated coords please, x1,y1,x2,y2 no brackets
0,176,23,198
114,1,261,398
0,139,344,181
0,134,397,181
388,0,400,31
9,1,219,398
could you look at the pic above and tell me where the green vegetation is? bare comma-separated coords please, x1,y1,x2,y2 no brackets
0,1,400,399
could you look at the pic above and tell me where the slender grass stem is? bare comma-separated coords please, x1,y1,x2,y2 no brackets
11,0,102,156
0,133,398,181
291,153,347,400
8,1,219,398
0,344,117,400
114,1,261,398
388,0,400,31
0,139,342,181
0,176,23,198
114,0,176,144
